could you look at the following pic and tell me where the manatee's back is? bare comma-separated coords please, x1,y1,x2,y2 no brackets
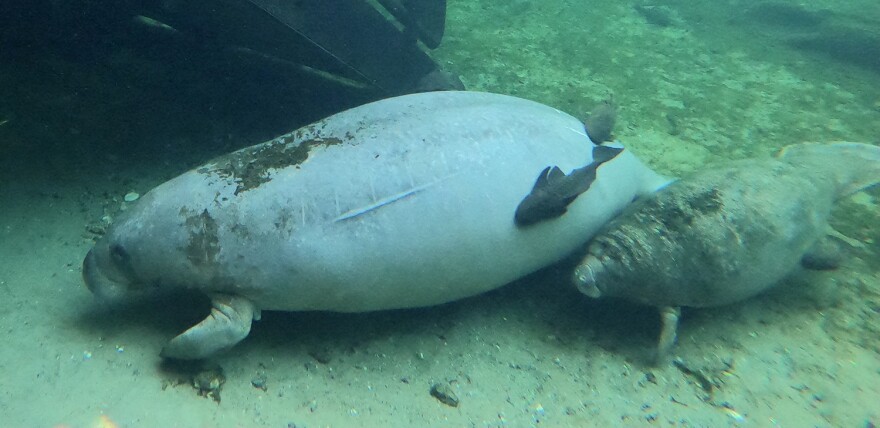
103,92,664,312
778,142,880,197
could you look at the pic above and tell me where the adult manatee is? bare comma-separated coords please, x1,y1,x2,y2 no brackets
83,91,668,359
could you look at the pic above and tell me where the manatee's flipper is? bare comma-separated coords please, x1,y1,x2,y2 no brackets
801,236,844,271
161,294,257,360
655,306,681,365
514,146,624,227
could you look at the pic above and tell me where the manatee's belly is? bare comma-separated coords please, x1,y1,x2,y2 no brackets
107,92,660,312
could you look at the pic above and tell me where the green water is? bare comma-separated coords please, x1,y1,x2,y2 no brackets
1,0,878,426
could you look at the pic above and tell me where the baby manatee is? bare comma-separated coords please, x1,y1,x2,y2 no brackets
573,142,880,363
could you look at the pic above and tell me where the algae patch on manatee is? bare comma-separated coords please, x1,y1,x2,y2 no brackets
199,133,344,195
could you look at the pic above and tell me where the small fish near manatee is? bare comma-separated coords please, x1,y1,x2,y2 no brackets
573,142,880,362
514,145,623,227
582,98,618,144
83,91,669,359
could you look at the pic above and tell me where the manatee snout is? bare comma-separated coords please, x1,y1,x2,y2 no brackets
82,242,135,301
573,255,606,298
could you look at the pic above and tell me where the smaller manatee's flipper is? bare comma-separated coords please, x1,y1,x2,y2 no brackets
655,306,681,365
801,236,844,270
161,294,257,360
514,146,624,227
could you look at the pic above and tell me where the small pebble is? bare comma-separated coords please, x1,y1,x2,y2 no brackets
430,383,459,407
124,192,140,202
252,373,268,391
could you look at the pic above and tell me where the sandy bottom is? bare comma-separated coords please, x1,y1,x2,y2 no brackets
1,169,878,427
2,0,880,426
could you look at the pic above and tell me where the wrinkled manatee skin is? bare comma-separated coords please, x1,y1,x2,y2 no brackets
84,91,666,313
581,159,836,308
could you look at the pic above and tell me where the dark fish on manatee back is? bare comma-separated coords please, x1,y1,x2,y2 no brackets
573,142,880,362
515,145,623,227
515,98,624,227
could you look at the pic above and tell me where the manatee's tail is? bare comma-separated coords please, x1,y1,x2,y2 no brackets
777,142,880,198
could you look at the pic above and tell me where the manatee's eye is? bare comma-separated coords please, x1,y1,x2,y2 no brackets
110,243,130,264
107,243,140,284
